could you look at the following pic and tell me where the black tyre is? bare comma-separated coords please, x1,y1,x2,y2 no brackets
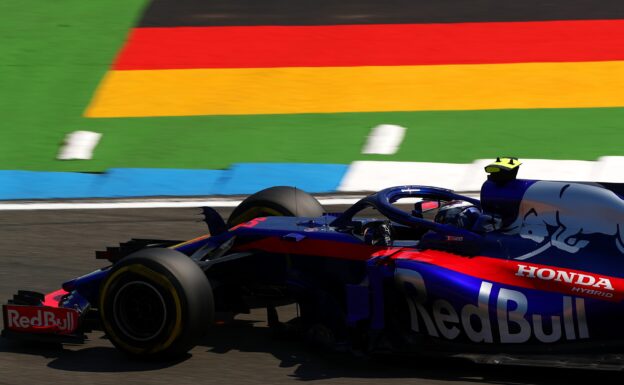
227,186,324,227
99,248,214,358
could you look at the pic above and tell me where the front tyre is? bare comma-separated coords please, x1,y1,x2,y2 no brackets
99,248,213,358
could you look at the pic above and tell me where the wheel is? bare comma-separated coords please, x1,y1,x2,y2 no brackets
227,186,324,227
99,248,214,358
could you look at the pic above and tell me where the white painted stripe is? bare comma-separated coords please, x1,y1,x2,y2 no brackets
339,158,624,193
595,156,624,183
0,197,364,211
0,194,480,211
339,160,471,192
57,131,102,160
515,159,600,182
0,201,240,211
361,124,406,155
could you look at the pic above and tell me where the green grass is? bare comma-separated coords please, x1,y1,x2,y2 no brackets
1,1,623,172
0,0,146,171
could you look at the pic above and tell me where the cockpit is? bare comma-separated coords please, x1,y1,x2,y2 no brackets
331,158,523,254
330,185,502,254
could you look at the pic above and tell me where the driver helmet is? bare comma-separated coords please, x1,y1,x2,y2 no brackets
434,201,480,230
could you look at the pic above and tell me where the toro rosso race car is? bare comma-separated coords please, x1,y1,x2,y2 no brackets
4,158,624,368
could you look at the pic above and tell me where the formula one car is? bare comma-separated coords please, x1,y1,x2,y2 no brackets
4,158,624,368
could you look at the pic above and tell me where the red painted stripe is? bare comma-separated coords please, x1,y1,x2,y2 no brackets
114,20,624,70
394,250,624,302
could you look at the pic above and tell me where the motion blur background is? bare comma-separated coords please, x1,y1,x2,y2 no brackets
2,0,624,200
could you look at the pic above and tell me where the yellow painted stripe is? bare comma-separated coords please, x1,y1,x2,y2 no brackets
85,61,624,117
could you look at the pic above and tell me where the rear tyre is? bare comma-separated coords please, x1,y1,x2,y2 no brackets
99,248,213,358
227,186,324,227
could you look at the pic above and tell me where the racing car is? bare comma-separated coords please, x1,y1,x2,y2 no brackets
4,158,624,368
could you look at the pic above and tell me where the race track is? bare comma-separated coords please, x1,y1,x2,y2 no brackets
0,207,622,384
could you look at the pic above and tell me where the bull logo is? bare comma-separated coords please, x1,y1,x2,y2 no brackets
506,181,624,260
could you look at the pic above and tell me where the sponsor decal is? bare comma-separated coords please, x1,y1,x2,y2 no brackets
392,250,624,302
396,269,589,344
3,305,79,334
507,181,624,259
516,264,614,298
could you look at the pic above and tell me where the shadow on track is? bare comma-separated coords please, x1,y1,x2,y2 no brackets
0,336,190,372
2,318,623,383
198,319,624,384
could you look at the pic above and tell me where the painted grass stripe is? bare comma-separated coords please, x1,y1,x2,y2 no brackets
11,108,624,171
86,61,624,118
115,21,624,70
139,0,624,27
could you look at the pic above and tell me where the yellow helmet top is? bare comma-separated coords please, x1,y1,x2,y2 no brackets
484,157,522,174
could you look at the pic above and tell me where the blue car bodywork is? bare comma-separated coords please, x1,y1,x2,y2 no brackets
3,161,624,368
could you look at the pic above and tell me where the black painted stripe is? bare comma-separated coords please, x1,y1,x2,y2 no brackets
139,0,624,27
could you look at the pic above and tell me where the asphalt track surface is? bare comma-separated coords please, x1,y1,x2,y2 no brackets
140,0,624,26
1,207,623,384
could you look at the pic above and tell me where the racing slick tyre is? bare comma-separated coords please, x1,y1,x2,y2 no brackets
99,248,214,358
227,186,324,227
